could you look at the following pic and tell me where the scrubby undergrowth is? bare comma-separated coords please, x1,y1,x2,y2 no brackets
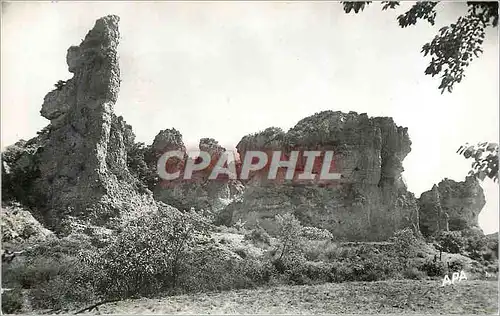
2,211,498,314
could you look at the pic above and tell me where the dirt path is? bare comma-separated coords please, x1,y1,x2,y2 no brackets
84,280,497,314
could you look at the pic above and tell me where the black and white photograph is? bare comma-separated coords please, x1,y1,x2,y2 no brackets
1,1,499,314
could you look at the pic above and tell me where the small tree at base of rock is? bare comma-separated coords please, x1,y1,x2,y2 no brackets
390,227,422,269
275,213,304,262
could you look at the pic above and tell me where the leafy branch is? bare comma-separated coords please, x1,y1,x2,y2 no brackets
457,142,499,182
341,1,499,93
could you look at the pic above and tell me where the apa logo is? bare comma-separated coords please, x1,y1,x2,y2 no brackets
441,270,467,286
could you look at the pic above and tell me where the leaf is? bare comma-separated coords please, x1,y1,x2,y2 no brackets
478,170,487,181
486,143,498,152
463,146,475,159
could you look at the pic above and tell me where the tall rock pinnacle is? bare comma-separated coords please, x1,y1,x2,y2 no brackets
6,15,160,231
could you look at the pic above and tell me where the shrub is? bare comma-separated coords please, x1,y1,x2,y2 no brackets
179,244,276,292
420,260,446,277
244,225,271,246
27,264,96,311
448,258,467,273
437,231,466,254
2,236,98,312
302,240,328,261
486,236,499,258
351,258,396,282
403,267,426,280
329,261,355,282
1,288,24,314
390,228,422,268
461,229,489,260
301,226,333,240
94,207,211,300
284,261,333,285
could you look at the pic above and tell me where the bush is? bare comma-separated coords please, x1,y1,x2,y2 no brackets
448,258,467,272
244,225,271,246
1,288,24,314
179,244,276,292
2,236,98,312
301,226,333,240
420,260,446,277
28,265,96,311
390,228,423,267
437,231,466,254
302,240,330,261
403,267,426,280
94,207,211,300
329,261,356,282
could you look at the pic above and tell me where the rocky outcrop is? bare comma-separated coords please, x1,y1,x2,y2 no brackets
2,15,159,231
418,176,486,237
151,133,244,215
220,111,419,241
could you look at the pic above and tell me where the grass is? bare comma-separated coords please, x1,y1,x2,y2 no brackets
82,280,497,314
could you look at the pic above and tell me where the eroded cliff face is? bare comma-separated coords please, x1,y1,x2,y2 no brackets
221,111,419,241
2,15,159,231
418,176,486,237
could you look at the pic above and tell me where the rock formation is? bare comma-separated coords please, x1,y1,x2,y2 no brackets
2,15,159,231
418,176,486,237
1,15,489,242
150,131,244,215
219,111,419,241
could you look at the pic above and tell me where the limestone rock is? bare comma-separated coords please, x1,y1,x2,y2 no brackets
2,15,161,231
150,131,244,214
151,128,186,155
222,110,418,241
418,176,486,236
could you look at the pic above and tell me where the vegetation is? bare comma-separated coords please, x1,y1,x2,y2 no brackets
2,212,498,314
457,142,499,182
126,142,159,191
436,230,467,254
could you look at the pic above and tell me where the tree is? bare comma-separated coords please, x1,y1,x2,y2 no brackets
390,228,422,268
341,1,498,94
437,230,467,254
274,213,304,261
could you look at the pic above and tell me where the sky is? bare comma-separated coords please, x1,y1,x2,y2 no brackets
1,1,498,233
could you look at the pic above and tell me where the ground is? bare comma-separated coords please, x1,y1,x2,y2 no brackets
81,280,497,314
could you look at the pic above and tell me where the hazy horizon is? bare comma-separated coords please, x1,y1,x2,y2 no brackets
2,1,498,233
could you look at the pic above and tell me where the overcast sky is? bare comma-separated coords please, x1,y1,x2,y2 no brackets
2,1,498,233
